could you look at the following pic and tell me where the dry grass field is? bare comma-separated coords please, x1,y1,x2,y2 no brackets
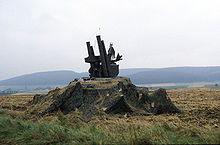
0,89,219,144
84,89,220,131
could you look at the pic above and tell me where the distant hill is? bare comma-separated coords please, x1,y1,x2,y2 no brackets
0,67,220,86
129,66,220,84
119,68,157,76
0,71,88,86
0,68,156,86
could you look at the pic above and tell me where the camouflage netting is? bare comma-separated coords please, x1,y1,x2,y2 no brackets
29,77,180,119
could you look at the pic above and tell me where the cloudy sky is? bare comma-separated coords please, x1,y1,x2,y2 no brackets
0,0,220,80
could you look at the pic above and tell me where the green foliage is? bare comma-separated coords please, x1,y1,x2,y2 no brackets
0,112,219,145
0,109,6,115
57,111,68,126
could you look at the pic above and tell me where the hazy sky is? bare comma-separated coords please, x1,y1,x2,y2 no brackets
0,0,220,80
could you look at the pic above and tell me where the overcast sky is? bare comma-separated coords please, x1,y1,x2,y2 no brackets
0,0,220,80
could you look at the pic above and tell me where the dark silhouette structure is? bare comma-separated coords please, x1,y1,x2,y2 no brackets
85,35,122,78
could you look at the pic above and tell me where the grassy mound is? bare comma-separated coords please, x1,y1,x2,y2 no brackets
29,77,180,119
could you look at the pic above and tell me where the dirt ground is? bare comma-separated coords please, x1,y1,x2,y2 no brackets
0,89,219,130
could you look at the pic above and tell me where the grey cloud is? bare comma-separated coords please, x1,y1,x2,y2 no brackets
0,0,220,80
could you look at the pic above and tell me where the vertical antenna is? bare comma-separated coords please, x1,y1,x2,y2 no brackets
98,27,101,36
